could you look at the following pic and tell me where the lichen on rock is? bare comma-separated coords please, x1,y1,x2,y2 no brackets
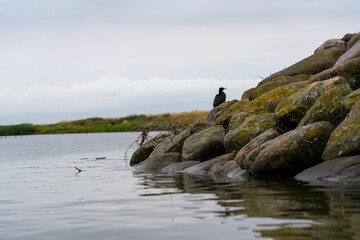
224,113,277,153
322,100,360,160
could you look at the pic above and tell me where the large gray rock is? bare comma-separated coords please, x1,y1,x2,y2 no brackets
343,88,360,110
295,155,360,184
334,38,360,67
206,100,238,123
183,153,235,175
209,160,249,179
275,76,348,131
322,100,360,160
314,39,346,54
181,125,226,161
224,113,277,153
129,133,169,166
150,122,211,157
250,122,335,176
297,84,351,127
235,128,280,169
135,152,181,172
258,47,344,84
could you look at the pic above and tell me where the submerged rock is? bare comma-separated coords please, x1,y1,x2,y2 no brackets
135,152,181,172
182,125,226,162
162,161,201,173
250,122,335,176
295,155,360,184
209,160,249,179
224,113,277,153
183,153,235,175
322,100,360,160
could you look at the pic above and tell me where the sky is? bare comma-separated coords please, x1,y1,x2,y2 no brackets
0,0,359,124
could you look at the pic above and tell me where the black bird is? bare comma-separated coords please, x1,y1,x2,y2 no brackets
213,87,226,108
74,167,84,174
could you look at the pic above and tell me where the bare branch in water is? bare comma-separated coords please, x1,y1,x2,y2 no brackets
124,129,150,163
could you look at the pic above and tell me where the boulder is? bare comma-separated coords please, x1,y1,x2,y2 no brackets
181,125,226,161
346,33,360,50
129,133,169,166
276,76,348,131
322,100,360,160
314,39,346,54
162,161,201,173
258,47,344,83
335,38,360,67
343,89,360,110
224,113,277,153
295,155,360,184
209,160,249,179
235,128,280,169
206,100,238,123
249,74,310,100
250,122,335,176
298,84,351,127
215,100,250,128
336,57,360,90
227,112,249,131
241,87,256,100
308,57,360,90
135,152,181,172
150,122,211,157
183,153,235,175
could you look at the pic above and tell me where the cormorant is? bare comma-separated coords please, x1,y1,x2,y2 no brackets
213,87,226,108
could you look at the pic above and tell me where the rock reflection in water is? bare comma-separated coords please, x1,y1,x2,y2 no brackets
133,171,360,239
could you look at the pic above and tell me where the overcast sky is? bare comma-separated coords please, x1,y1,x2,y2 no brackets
1,0,359,124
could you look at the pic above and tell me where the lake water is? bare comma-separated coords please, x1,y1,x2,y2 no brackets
0,133,359,240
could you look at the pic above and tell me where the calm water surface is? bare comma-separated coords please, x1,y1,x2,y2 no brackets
0,133,359,240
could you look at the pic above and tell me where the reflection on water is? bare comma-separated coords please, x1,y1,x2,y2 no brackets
134,171,360,240
0,133,359,240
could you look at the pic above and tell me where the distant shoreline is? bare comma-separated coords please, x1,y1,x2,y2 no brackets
0,111,208,136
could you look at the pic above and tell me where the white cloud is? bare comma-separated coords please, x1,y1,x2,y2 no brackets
0,75,260,124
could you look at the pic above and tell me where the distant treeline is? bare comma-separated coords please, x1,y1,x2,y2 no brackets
0,111,208,136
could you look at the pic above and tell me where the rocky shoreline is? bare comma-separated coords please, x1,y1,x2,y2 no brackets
130,32,360,185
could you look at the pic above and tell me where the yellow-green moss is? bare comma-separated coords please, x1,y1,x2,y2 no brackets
298,85,351,127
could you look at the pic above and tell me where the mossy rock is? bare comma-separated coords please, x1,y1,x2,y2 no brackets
314,39,346,54
227,112,250,131
307,68,338,83
258,48,345,84
235,128,280,170
150,122,211,157
216,82,306,130
250,121,335,176
346,33,360,50
336,57,360,90
343,89,360,110
129,133,170,166
322,100,360,160
224,113,277,153
298,84,351,127
215,100,251,128
206,100,238,123
250,74,310,100
241,87,256,100
181,125,226,162
250,81,307,113
275,76,349,131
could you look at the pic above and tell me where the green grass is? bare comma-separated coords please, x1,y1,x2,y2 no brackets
0,111,209,136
